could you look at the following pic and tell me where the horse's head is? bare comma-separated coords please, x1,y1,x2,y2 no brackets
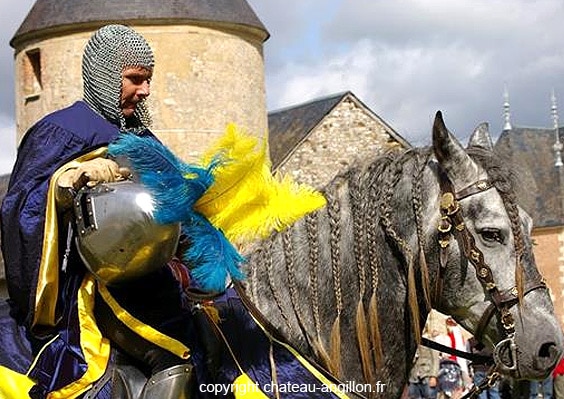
431,111,564,380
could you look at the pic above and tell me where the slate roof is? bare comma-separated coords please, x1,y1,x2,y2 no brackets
494,126,564,228
268,93,344,169
11,0,268,48
268,91,411,169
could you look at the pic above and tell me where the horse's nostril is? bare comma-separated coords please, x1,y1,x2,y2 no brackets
538,342,556,358
533,342,560,372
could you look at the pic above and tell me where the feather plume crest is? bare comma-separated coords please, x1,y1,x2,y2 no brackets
107,125,326,291
195,123,327,245
108,134,220,223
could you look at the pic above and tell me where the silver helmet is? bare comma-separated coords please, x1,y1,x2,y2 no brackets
73,180,180,285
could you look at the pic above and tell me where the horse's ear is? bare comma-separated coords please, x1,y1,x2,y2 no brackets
467,122,493,151
432,111,482,189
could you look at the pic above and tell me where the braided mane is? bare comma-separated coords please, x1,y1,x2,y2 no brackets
243,143,526,389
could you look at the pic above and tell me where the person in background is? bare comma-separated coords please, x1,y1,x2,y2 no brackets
437,318,470,379
409,328,440,399
529,375,553,399
467,336,500,399
436,317,469,398
553,356,564,399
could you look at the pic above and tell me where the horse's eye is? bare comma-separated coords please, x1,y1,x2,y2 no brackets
480,228,503,244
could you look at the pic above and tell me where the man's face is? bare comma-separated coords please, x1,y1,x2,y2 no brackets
120,66,152,118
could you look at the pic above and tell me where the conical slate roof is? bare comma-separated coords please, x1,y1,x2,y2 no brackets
11,0,268,48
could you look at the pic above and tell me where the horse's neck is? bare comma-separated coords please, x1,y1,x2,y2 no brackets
244,202,358,356
242,157,436,394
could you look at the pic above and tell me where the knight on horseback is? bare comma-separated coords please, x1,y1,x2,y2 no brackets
1,24,201,398
2,21,563,399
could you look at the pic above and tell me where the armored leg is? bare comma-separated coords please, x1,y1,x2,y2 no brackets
139,364,195,399
95,290,197,398
95,291,184,374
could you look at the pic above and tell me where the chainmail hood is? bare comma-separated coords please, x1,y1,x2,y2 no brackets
82,24,154,131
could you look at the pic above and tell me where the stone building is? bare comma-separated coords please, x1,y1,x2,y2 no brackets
268,91,410,188
494,92,564,328
10,0,269,162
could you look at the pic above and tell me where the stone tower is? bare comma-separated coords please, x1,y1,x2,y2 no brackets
10,0,269,162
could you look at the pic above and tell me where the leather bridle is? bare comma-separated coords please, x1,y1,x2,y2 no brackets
433,167,547,382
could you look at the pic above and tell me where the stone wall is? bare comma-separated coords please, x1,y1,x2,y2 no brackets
276,96,403,188
533,227,564,329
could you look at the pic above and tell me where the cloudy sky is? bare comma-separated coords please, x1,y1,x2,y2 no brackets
2,0,564,174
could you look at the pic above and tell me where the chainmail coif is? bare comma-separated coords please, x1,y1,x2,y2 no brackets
82,24,154,132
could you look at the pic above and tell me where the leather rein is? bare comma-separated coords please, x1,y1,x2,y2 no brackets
427,168,547,398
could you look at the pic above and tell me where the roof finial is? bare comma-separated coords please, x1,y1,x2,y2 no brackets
503,84,512,131
552,89,563,167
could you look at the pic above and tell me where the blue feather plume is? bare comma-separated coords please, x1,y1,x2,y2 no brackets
108,134,220,223
182,213,245,292
107,134,245,291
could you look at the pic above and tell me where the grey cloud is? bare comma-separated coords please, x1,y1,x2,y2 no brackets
249,0,564,145
0,0,34,173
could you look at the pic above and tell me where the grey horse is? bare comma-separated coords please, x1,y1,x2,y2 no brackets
238,111,564,398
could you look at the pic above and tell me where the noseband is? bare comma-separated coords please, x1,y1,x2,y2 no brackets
434,169,547,375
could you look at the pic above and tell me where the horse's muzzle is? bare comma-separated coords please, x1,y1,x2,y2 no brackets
494,337,562,379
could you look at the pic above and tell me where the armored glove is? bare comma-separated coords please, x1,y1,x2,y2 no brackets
56,158,130,209
57,158,130,190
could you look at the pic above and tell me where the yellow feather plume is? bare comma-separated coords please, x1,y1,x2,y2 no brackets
195,123,326,245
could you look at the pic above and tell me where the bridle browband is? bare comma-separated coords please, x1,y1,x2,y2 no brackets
431,168,547,398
